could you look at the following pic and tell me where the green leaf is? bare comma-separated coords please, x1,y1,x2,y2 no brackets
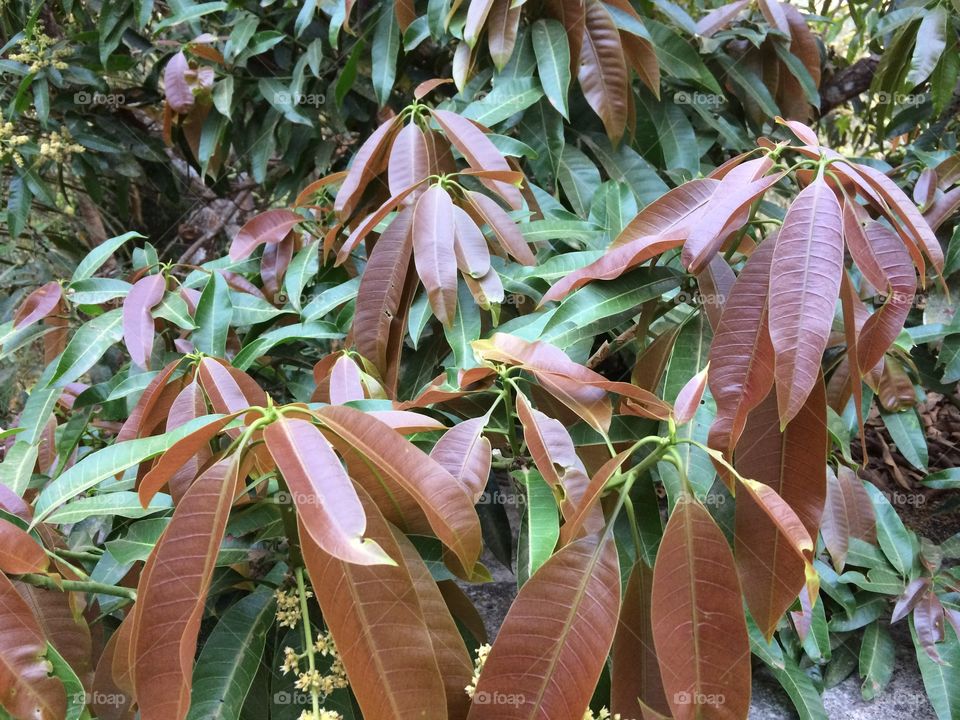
461,78,544,127
923,467,960,489
715,53,779,118
45,491,173,524
154,291,197,330
371,1,400,106
67,278,132,305
443,282,481,369
105,518,169,564
0,441,38,496
154,1,227,31
72,232,145,282
516,468,559,586
637,95,699,179
46,643,85,720
531,19,570,118
232,322,341,370
187,588,277,720
911,617,960,719
859,620,895,700
31,414,225,526
49,308,124,387
769,653,829,720
301,277,361,322
906,7,948,87
863,482,916,577
194,272,233,357
283,242,319,312
557,145,601,217
880,407,928,470
646,19,722,94
17,386,59,445
773,41,820,106
230,292,291,326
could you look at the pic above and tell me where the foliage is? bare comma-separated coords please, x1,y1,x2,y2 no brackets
1,0,960,719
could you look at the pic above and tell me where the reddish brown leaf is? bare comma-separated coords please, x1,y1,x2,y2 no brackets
429,416,492,502
453,206,492,278
0,572,66,720
651,497,751,720
132,458,237,720
612,561,670,718
464,0,496,46
117,360,184,442
0,520,48,575
707,238,776,458
300,488,449,719
466,534,620,719
821,465,876,571
578,0,628,142
516,392,582,488
228,209,302,261
317,404,482,574
164,51,194,113
388,122,431,199
265,416,392,565
464,190,535,265
673,366,709,425
769,176,843,425
914,591,946,662
122,274,166,370
13,281,62,330
487,0,521,69
197,357,268,415
431,109,523,209
413,185,458,327
163,379,212,503
15,582,93,690
696,0,749,37
781,4,821,86
335,181,427,266
328,354,365,405
334,116,401,219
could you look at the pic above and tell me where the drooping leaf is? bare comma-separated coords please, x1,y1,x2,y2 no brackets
578,0,628,142
0,519,48,575
412,185,458,327
14,282,63,330
123,274,166,369
229,209,303,261
531,19,571,118
429,415,491,501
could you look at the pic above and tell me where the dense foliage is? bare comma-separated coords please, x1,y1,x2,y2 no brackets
1,0,960,719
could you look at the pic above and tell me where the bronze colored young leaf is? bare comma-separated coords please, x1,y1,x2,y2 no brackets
651,496,751,720
464,0,496,46
769,176,843,426
328,353,365,405
13,281,62,330
453,206,492,278
334,116,401,218
300,489,449,720
0,520,48,575
388,122,431,198
465,190,535,265
734,477,813,639
487,0,521,70
117,360,185,442
707,238,776,459
133,458,237,720
612,561,670,718
429,416,492,502
197,357,268,415
228,209,303,261
516,392,583,488
352,206,415,391
821,465,876,571
466,533,620,719
0,572,66,720
579,0,628,142
264,416,393,565
122,274,166,370
696,0,749,37
413,185,458,327
673,365,709,425
317,404,482,574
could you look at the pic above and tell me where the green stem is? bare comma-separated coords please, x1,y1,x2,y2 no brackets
296,567,321,719
500,375,521,459
17,573,136,600
623,495,644,563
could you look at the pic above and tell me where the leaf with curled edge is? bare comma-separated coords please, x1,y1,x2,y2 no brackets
132,458,237,720
464,190,535,265
335,180,427,266
466,533,620,720
821,465,876,572
413,185,458,327
682,172,784,274
429,415,492,502
735,477,814,639
579,0,628,143
123,274,166,370
164,51,194,113
612,560,670,718
316,404,482,575
652,496,751,720
769,176,843,426
388,122,431,198
0,572,67,720
464,0,495,46
228,209,303,261
158,380,216,504
334,116,401,218
673,366,709,425
198,357,267,415
352,206,415,390
431,110,522,209
696,0,749,37
855,221,916,374
0,519,48,574
299,488,449,720
14,281,62,329
735,380,827,542
707,238,776,461
265,416,393,566
515,392,582,488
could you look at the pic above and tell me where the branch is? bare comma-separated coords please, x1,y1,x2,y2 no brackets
16,573,137,600
820,55,880,115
